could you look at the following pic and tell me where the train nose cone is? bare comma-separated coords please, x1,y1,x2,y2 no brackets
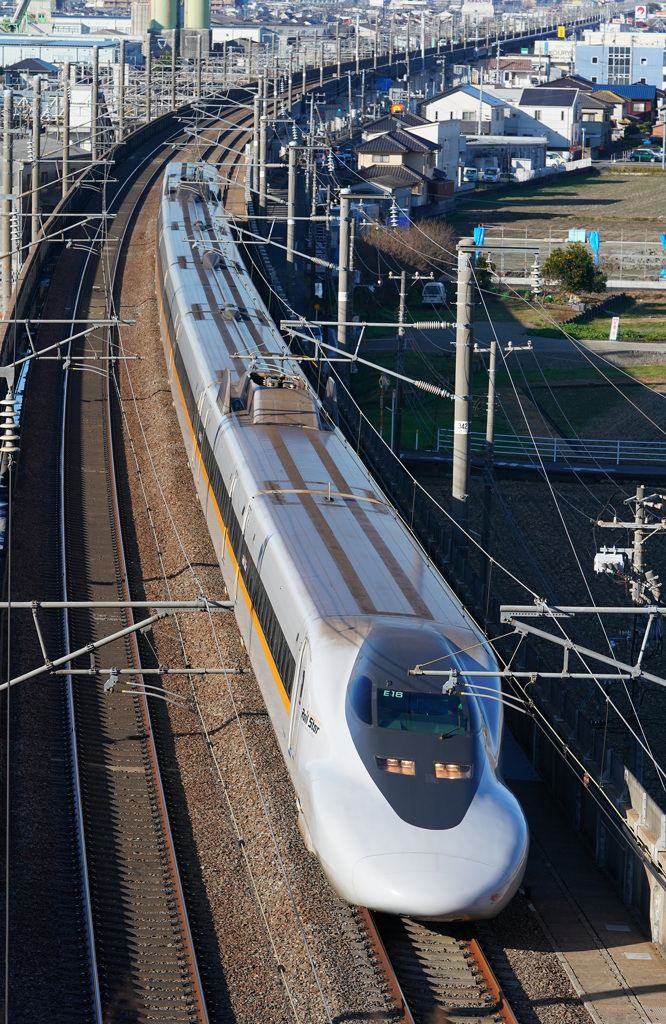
351,852,521,920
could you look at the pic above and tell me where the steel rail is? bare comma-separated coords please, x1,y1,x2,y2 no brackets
53,110,236,1021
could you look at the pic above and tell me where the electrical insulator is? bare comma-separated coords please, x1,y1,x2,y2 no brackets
0,396,18,454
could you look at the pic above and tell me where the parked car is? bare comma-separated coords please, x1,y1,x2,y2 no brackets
630,149,654,162
482,167,501,182
422,281,445,307
462,167,478,183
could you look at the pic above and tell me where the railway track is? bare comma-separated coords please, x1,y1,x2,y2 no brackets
3,95,254,1019
359,911,518,1024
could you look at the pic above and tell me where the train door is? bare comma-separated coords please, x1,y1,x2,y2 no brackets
288,639,310,761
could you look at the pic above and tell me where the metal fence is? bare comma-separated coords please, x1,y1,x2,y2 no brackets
436,429,666,466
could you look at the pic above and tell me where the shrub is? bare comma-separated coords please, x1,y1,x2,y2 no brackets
542,242,607,293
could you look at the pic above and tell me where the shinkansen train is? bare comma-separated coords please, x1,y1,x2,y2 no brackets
156,161,528,919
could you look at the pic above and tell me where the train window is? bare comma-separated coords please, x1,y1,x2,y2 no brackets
349,674,373,724
376,691,468,736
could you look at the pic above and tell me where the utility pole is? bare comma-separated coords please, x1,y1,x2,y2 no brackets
91,47,99,162
196,34,202,100
355,13,360,73
337,188,352,353
347,71,352,138
145,44,152,123
633,484,646,605
452,238,474,533
406,13,411,85
253,77,261,181
393,270,407,456
287,141,296,265
62,64,69,198
119,38,126,140
259,77,267,214
170,40,176,111
2,88,12,317
31,75,41,248
320,41,324,88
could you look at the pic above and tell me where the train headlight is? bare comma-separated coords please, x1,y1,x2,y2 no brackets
434,763,473,780
375,756,416,776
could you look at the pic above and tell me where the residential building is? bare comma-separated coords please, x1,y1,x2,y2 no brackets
405,120,466,184
589,83,660,122
510,87,582,150
420,84,507,135
483,55,550,88
590,88,630,139
533,77,611,153
355,127,445,212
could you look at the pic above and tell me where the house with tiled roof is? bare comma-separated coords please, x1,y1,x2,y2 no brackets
355,128,447,211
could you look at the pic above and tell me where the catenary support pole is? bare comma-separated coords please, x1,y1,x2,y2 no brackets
30,75,41,247
2,89,12,317
253,78,261,182
118,38,126,139
62,64,69,198
286,141,296,265
259,77,267,214
171,38,176,111
91,46,99,162
337,189,352,353
452,238,474,532
145,44,152,123
633,484,646,605
392,269,407,456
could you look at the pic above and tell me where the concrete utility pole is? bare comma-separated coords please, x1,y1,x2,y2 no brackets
336,27,341,79
633,484,646,605
196,34,202,99
337,188,352,353
62,64,69,198
253,78,261,180
171,39,176,111
288,69,292,111
259,75,267,214
355,13,360,73
118,38,126,140
320,41,324,88
91,47,99,162
347,71,352,137
31,75,41,247
393,270,407,455
145,44,152,123
2,89,13,317
286,141,296,265
452,238,474,532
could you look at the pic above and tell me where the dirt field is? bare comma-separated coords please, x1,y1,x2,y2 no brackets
452,168,666,241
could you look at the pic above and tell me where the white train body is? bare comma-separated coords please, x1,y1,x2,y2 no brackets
156,162,528,919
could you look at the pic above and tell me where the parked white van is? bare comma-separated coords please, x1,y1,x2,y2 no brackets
422,281,445,306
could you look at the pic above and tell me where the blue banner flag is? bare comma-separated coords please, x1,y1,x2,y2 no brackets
587,231,600,266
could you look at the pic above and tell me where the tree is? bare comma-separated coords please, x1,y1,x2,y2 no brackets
542,242,606,293
474,253,496,291
360,219,457,277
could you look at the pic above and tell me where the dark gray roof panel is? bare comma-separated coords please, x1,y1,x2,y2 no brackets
520,88,577,107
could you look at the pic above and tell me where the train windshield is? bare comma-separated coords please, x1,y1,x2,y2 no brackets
376,688,470,736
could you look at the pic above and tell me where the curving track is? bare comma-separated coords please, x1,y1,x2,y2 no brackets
2,37,600,1017
4,96,253,1021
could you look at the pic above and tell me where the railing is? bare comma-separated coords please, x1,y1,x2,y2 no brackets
436,429,666,465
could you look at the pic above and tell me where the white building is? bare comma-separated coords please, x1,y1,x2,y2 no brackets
513,87,582,150
420,84,507,135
